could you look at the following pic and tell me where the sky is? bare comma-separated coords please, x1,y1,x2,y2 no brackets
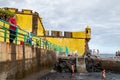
0,0,120,54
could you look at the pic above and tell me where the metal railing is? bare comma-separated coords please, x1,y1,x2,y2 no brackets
0,19,68,53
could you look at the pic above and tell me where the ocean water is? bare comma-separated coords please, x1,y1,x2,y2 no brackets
100,54,115,58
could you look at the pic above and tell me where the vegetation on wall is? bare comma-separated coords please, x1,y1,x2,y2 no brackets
0,8,14,21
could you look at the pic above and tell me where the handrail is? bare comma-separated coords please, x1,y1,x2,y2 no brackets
0,19,69,53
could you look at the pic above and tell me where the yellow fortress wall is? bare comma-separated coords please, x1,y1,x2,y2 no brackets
37,17,45,36
72,31,86,39
0,7,91,56
46,37,86,55
46,26,91,55
17,14,32,32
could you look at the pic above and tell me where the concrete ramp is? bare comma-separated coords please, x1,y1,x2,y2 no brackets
77,57,87,73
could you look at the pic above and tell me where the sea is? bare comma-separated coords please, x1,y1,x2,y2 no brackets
100,53,115,58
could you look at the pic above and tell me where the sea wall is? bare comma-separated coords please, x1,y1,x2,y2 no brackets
0,42,56,80
101,59,120,72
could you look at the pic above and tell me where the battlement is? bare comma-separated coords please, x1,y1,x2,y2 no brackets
45,27,91,39
3,7,35,14
4,7,18,13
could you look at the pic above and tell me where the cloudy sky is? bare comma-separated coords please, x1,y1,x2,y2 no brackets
1,0,120,54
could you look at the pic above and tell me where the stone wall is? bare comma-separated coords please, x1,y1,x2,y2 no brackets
0,42,56,80
101,59,120,72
